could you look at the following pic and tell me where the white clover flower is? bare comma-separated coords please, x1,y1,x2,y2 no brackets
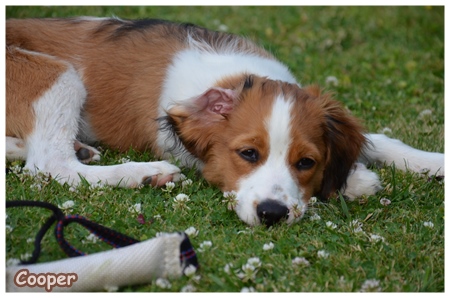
380,198,391,206
224,263,233,274
20,252,32,260
218,24,229,32
175,193,189,201
154,214,162,220
241,287,256,292
263,242,275,251
10,164,23,175
201,240,212,247
418,109,433,119
381,127,392,134
317,250,329,259
235,257,262,282
291,203,307,218
424,221,434,228
128,203,142,214
198,240,212,252
309,196,318,204
222,191,237,210
353,226,364,234
350,219,365,234
325,76,339,86
237,264,257,281
59,200,75,210
184,226,199,237
183,264,197,278
247,257,261,268
326,221,337,229
292,257,310,267
369,233,385,243
242,263,256,273
360,279,381,292
82,233,99,244
181,284,196,292
309,213,321,221
164,181,175,192
173,193,190,210
35,171,51,183
155,278,171,289
118,156,131,163
181,179,193,188
6,225,13,233
351,219,361,226
26,238,34,243
30,183,42,191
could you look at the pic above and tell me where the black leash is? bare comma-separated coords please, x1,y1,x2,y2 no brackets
7,200,139,264
7,200,199,274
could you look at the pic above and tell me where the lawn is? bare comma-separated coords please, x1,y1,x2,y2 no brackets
5,6,444,292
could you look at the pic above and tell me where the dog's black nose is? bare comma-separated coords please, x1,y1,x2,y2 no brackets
257,200,289,227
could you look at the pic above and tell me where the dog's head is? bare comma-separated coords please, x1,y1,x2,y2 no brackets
166,75,365,226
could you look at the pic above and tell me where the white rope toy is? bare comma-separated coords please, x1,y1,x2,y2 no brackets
6,232,194,292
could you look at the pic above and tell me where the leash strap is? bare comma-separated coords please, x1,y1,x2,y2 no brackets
7,200,139,263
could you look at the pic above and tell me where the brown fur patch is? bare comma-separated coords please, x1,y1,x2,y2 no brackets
6,18,273,154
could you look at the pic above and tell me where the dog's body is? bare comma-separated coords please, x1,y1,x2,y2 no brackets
6,18,444,226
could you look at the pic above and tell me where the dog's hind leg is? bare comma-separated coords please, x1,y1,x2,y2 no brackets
6,137,99,164
7,47,181,188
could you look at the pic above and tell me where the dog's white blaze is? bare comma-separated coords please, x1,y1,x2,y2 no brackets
234,96,305,226
266,95,293,163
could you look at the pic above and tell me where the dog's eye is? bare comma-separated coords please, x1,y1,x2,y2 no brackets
238,148,259,163
296,158,315,170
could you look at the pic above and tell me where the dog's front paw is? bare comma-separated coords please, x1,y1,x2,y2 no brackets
140,161,182,187
342,163,382,201
416,152,445,178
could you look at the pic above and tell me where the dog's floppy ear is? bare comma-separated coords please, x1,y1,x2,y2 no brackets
306,87,366,200
166,87,239,159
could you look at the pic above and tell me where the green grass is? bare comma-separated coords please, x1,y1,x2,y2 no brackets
5,6,444,292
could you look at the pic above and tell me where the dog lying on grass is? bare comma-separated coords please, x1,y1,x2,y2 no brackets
6,17,444,226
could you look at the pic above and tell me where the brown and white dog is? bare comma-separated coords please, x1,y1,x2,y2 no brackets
6,17,444,226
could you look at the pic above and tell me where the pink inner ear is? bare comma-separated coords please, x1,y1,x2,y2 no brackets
197,87,237,116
